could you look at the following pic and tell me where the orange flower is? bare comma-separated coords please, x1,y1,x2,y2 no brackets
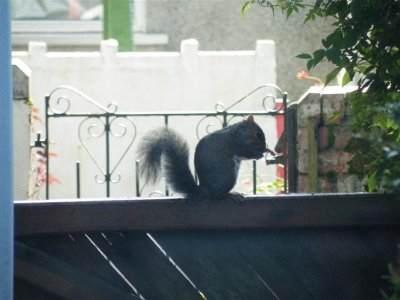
296,70,324,86
32,114,43,124
48,174,62,185
241,178,252,186
48,152,58,158
297,70,310,80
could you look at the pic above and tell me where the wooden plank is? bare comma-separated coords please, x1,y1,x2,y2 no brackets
153,228,399,300
15,278,63,300
152,231,280,300
17,234,139,295
87,232,204,299
287,102,298,193
15,193,400,236
15,242,138,299
307,117,318,192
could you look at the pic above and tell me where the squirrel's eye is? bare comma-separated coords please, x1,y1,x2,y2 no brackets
255,131,263,140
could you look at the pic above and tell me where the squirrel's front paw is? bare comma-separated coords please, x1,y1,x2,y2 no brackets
225,192,246,203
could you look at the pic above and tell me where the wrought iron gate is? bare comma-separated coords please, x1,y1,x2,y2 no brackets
32,84,294,199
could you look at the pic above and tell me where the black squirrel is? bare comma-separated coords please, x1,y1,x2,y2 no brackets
137,115,268,201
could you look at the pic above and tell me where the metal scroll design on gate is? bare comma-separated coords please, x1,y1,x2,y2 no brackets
42,84,287,199
195,84,286,139
47,85,117,115
44,85,137,198
78,116,136,186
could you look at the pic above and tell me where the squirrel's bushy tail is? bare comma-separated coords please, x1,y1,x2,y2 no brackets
137,128,198,197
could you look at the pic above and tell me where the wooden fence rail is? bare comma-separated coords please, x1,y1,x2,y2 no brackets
14,193,400,300
15,193,400,236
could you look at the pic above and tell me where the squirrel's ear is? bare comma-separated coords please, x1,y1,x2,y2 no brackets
247,115,255,123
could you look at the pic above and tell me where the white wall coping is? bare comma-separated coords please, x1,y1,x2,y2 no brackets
299,85,358,101
13,32,169,47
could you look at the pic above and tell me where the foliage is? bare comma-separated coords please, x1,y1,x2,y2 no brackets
256,178,285,194
242,0,306,18
241,176,284,194
382,262,400,299
345,96,400,192
243,0,400,192
29,107,61,199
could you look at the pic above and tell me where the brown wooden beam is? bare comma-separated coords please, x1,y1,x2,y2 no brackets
15,193,400,236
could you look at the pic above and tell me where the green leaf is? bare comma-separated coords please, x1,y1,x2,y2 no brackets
307,59,315,71
241,1,252,17
287,7,294,18
315,0,323,9
367,171,378,192
307,59,314,71
326,31,343,48
304,11,315,22
372,113,388,128
296,53,312,59
312,49,326,65
325,67,342,85
326,47,342,65
343,31,358,48
322,38,330,48
329,111,343,124
350,0,365,18
356,65,369,74
341,71,351,86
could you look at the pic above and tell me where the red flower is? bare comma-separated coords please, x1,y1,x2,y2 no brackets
297,71,310,80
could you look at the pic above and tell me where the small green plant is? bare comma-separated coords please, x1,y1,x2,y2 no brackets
345,99,400,192
325,171,337,185
382,262,400,300
242,176,285,194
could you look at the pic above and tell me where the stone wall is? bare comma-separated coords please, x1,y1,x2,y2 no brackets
12,59,31,200
296,86,364,193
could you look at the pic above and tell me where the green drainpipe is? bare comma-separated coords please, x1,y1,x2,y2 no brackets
103,0,134,51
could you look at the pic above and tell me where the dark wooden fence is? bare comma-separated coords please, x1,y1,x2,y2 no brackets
15,193,400,300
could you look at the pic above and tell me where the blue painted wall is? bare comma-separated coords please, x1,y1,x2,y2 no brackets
0,0,14,299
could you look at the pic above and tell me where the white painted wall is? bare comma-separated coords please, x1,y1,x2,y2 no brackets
13,39,279,199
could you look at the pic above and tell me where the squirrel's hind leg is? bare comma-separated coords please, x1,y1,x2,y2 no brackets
224,192,246,203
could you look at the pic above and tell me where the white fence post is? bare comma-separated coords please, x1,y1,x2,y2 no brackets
28,41,47,67
180,39,199,56
101,39,119,66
